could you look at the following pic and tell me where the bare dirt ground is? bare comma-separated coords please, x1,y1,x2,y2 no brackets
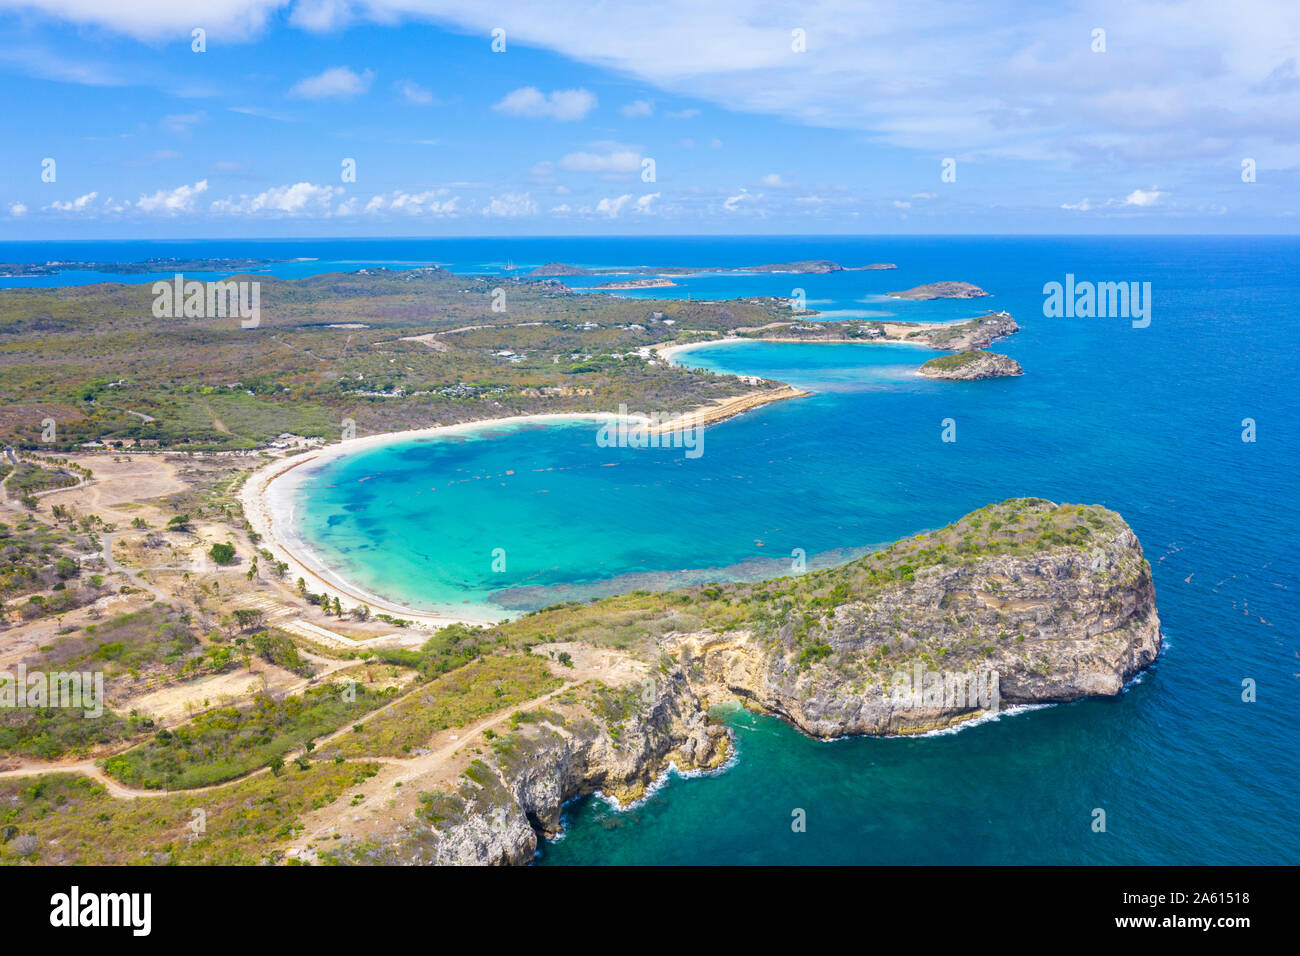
40,454,187,526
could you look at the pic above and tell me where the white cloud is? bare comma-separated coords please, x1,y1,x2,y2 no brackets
912,191,937,200
211,182,343,216
595,194,633,217
892,200,911,209
634,192,659,213
396,79,434,105
666,108,700,119
761,173,785,187
44,191,98,213
723,188,758,211
621,99,654,117
289,0,355,32
794,195,825,205
482,192,538,217
289,66,374,100
493,86,596,121
558,145,642,174
8,202,27,217
136,179,208,215
1062,189,1166,212
1123,188,1166,206
338,189,460,216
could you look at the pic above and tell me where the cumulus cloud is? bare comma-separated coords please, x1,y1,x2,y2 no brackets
761,173,785,187
634,192,659,213
1062,188,1166,212
558,144,642,174
493,86,596,121
136,179,208,215
289,66,374,100
1123,188,1165,206
44,191,99,213
621,99,654,117
482,192,538,217
595,194,632,217
211,182,343,216
8,202,27,217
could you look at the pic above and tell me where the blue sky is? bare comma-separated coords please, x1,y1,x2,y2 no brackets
1,0,1297,238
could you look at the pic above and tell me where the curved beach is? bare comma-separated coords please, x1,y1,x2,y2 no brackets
239,389,808,629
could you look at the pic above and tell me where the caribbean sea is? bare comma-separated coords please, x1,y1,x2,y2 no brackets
15,235,1296,863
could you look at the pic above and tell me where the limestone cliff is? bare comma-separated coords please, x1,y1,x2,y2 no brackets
666,499,1159,736
328,498,1160,864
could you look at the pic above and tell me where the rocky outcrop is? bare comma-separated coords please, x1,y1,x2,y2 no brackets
914,311,1018,350
891,281,990,300
327,499,1160,865
918,349,1024,380
357,670,729,865
664,500,1160,737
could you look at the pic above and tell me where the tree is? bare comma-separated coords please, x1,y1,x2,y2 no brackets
331,596,342,617
209,542,236,565
232,608,265,631
268,755,284,776
167,514,192,532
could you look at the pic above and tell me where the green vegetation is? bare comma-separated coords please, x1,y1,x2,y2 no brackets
208,541,236,564
326,653,561,758
0,763,378,864
0,708,148,760
100,680,395,790
919,350,985,371
0,268,791,451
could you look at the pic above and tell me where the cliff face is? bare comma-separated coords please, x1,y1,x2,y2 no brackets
349,670,729,865
666,504,1160,737
326,499,1160,865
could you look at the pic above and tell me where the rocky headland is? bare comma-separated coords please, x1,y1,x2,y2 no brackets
327,498,1159,864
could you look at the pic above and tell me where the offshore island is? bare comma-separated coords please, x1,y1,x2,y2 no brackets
0,261,1158,865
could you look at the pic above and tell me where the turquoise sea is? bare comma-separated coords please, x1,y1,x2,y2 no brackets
13,236,1298,864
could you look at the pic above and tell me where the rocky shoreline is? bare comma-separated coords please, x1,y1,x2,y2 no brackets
919,349,1024,380
328,499,1160,865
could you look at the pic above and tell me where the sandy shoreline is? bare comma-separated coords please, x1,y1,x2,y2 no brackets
239,391,807,631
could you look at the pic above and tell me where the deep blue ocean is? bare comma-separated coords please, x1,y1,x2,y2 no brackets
8,236,1297,864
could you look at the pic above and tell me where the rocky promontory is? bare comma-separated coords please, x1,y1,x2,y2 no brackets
918,349,1024,380
327,498,1159,864
665,498,1160,737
